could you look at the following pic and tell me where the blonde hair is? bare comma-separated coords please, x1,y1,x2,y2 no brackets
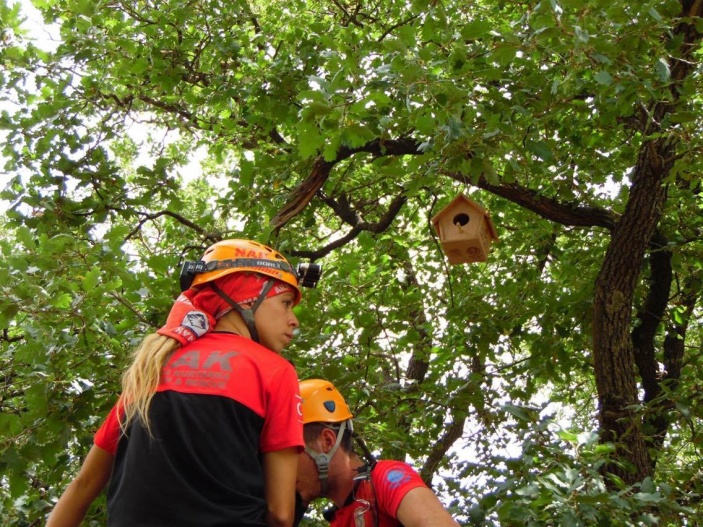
119,333,180,435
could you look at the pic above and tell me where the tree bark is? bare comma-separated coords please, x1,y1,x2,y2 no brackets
592,0,702,485
592,139,673,483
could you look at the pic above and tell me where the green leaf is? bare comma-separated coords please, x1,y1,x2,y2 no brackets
414,114,436,135
16,226,35,249
502,403,535,421
341,124,376,148
490,44,518,65
526,140,553,161
0,413,22,436
594,70,613,85
655,58,671,82
556,429,578,443
296,121,325,158
82,266,101,292
307,101,333,116
50,293,73,309
460,20,493,39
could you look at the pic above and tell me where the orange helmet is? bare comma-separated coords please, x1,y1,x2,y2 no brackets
180,239,302,305
300,379,353,424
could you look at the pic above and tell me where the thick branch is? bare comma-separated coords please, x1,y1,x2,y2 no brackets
319,192,360,226
662,277,700,383
384,251,434,460
419,418,465,488
632,232,673,404
270,138,420,231
419,356,488,486
290,191,407,260
270,157,334,231
403,258,433,384
648,275,701,458
448,174,618,229
591,0,703,485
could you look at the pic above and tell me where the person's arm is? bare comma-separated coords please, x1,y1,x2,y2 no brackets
396,487,461,527
263,447,299,527
46,444,114,527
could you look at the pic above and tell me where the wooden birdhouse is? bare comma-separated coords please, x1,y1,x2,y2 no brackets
431,194,498,264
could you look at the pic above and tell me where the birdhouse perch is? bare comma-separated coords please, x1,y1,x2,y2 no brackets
431,194,499,264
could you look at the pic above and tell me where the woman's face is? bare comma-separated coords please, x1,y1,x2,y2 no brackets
254,290,299,353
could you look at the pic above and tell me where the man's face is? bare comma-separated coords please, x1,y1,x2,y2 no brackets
295,450,322,505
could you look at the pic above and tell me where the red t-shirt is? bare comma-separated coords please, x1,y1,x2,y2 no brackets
94,332,303,527
330,460,427,527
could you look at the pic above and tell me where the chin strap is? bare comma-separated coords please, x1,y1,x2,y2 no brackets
210,280,274,343
306,419,350,496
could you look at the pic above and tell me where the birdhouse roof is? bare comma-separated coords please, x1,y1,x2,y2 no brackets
431,193,499,241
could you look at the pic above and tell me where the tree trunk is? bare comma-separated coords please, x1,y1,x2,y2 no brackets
592,140,673,484
592,0,703,485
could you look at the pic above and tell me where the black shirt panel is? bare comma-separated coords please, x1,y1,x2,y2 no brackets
107,391,267,527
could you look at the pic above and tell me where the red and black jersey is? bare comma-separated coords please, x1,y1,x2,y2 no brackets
94,332,304,527
330,460,427,527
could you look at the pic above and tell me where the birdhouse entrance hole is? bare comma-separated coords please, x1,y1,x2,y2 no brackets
453,213,470,227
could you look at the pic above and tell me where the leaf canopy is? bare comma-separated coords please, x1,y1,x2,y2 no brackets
1,0,702,525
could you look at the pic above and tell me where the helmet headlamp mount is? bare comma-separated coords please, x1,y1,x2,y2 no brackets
179,257,322,292
296,262,322,289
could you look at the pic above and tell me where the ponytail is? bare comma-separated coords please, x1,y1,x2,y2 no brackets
119,333,180,435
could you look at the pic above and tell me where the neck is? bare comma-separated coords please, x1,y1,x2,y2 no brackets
329,453,365,508
214,311,251,337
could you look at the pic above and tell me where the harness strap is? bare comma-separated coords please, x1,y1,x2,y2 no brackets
307,419,350,495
